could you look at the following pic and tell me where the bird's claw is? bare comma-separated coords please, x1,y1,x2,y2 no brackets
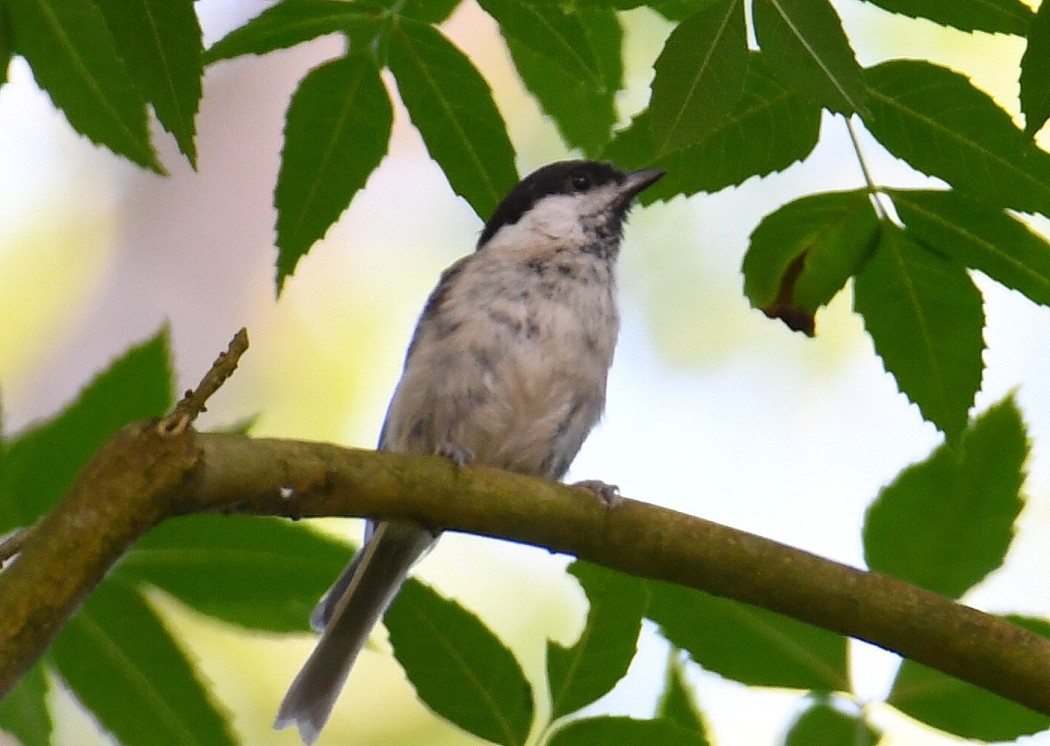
573,479,621,508
438,442,474,466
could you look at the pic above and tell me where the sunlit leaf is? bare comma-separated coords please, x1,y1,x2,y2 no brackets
549,716,709,746
0,2,12,87
864,60,1050,217
647,580,850,692
0,329,172,532
891,189,1050,308
506,8,621,156
656,653,711,740
784,701,879,746
548,561,647,719
275,53,391,288
1020,0,1050,137
858,0,1032,35
388,19,518,220
478,0,603,88
96,0,202,165
118,516,352,632
888,617,1050,741
204,0,380,63
401,0,461,23
48,580,235,746
387,579,533,746
649,0,748,154
7,0,159,170
863,396,1027,598
752,0,867,115
0,663,51,746
606,53,821,202
852,225,984,440
742,189,879,334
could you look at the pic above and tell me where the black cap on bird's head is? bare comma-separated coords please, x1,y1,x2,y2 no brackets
477,160,665,250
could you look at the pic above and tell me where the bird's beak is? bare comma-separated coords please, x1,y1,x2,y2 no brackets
622,168,666,198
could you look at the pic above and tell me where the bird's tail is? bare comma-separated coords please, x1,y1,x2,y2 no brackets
274,520,436,744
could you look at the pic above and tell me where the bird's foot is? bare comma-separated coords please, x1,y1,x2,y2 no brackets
573,479,621,508
438,442,474,467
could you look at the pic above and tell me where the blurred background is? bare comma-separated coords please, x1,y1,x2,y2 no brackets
2,1,1050,744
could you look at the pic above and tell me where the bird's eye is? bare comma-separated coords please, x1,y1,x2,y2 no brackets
570,173,590,191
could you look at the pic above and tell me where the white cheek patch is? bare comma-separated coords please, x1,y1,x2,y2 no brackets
484,185,623,253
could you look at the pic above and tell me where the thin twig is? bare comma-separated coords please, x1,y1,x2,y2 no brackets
158,328,249,435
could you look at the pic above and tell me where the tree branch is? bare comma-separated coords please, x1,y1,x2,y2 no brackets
160,327,249,434
2,424,1050,717
0,420,198,693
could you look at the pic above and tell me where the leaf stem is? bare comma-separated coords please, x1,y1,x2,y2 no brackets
846,117,887,221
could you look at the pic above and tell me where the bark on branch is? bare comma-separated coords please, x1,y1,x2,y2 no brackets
1,424,1050,718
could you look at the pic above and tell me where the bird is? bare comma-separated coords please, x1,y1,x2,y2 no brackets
275,160,665,743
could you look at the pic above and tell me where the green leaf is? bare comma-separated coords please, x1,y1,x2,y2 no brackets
95,0,202,165
742,189,879,331
0,663,51,746
752,0,868,115
6,0,159,170
887,616,1050,741
1020,0,1050,137
650,0,722,22
478,0,603,88
213,412,259,436
117,516,352,632
0,2,12,87
520,0,714,13
386,579,533,746
784,701,880,746
605,53,821,202
864,60,1050,217
890,189,1050,308
48,580,235,746
547,561,648,719
388,19,518,220
857,0,1032,35
204,0,381,64
656,653,711,740
535,0,650,7
506,9,621,156
863,396,1027,598
648,0,748,154
646,581,850,692
0,329,172,533
275,53,392,289
401,0,461,23
852,225,985,440
549,716,710,746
